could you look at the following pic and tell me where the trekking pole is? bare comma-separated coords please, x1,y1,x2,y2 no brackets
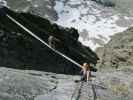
6,14,82,69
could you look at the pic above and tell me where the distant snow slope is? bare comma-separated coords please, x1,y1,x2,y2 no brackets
54,0,133,50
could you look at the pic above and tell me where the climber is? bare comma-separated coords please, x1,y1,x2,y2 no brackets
80,63,91,82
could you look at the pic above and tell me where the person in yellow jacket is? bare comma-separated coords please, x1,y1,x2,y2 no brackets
81,63,91,82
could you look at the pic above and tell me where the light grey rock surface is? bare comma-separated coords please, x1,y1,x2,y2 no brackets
0,67,133,100
96,27,133,69
6,0,58,21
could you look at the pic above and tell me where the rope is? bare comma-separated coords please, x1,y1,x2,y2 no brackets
71,81,84,100
91,84,97,100
71,80,98,100
6,14,82,69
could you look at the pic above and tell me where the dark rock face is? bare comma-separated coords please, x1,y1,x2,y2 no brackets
0,7,99,74
96,27,133,69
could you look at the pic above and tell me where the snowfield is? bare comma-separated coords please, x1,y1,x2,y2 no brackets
54,0,131,50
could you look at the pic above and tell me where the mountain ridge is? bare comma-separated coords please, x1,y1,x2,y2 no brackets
3,0,133,50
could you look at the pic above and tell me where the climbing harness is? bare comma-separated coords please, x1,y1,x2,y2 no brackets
6,14,83,69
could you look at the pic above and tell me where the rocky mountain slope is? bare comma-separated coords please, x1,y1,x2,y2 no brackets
0,67,133,100
96,27,133,69
3,0,133,50
0,7,99,74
